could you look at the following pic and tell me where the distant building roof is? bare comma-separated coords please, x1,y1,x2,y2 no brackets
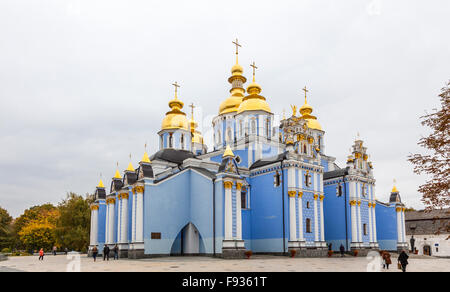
323,167,349,180
405,209,450,235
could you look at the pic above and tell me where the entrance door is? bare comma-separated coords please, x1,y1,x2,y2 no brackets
170,223,204,256
423,245,432,256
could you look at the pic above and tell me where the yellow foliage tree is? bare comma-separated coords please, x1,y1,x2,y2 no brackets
18,209,59,252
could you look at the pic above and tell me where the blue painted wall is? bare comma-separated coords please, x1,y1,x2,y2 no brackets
376,204,398,251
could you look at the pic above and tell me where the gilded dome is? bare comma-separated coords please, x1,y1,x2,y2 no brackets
161,96,189,130
219,91,245,115
299,94,322,131
237,80,271,114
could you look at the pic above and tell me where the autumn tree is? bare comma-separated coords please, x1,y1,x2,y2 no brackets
408,81,449,236
13,204,59,252
0,207,13,250
54,193,92,252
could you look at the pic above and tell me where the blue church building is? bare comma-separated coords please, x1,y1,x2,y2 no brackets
88,42,407,258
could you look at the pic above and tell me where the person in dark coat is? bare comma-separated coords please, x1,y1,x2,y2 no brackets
339,244,345,257
398,250,409,272
382,251,392,269
113,245,119,260
92,246,98,262
103,245,110,261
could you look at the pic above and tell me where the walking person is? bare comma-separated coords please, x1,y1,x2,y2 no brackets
92,246,98,262
64,247,68,255
52,246,57,256
382,251,392,270
113,244,119,260
103,245,110,261
398,250,409,272
38,248,44,261
339,244,345,257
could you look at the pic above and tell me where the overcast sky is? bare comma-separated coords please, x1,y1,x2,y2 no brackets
0,0,449,217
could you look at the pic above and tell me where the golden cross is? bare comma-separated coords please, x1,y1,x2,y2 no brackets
116,161,119,168
129,153,132,160
172,81,180,98
250,61,258,81
302,86,309,102
144,142,147,152
189,103,195,119
232,38,241,57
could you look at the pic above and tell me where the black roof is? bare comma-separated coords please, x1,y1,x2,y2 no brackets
150,149,195,165
95,188,106,200
324,167,350,180
389,192,402,204
250,152,287,170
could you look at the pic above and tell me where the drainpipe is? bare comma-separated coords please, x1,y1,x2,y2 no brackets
343,174,349,251
281,161,286,255
212,178,216,257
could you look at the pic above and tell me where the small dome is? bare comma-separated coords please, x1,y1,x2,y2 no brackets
219,93,244,115
237,96,271,114
162,113,189,130
231,63,244,76
306,119,322,131
300,102,313,116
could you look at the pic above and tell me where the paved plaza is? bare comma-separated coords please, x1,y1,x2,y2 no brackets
0,254,449,272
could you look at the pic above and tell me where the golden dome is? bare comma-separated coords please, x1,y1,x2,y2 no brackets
392,185,399,193
231,63,244,76
299,92,322,131
97,179,105,188
219,92,244,115
141,152,151,163
237,80,271,114
161,91,189,130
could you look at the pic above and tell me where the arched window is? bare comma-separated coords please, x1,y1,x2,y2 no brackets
303,144,307,154
251,119,256,134
169,133,173,148
239,120,243,138
306,218,312,233
181,134,185,150
241,187,247,209
217,130,221,145
266,119,270,137
306,201,310,209
363,224,367,235
227,128,232,143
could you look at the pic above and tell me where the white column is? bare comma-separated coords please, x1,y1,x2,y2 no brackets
320,195,325,242
297,192,304,242
224,181,233,240
349,181,357,245
289,192,297,242
90,208,94,245
105,203,110,244
131,191,137,243
117,197,122,243
288,166,297,242
368,203,373,243
314,194,319,242
91,207,98,246
350,201,358,244
108,198,115,244
236,183,243,240
396,207,402,244
121,193,129,243
372,203,378,243
135,186,145,243
401,209,407,243
357,201,362,243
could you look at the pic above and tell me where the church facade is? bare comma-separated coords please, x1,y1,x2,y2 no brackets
89,42,407,258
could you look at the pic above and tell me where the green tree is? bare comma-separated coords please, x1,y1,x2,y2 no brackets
55,193,93,252
0,207,13,250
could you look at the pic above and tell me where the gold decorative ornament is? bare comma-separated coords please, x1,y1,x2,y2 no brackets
134,186,145,194
121,193,129,200
299,86,322,131
162,81,189,130
320,195,325,201
236,183,243,190
106,198,116,205
288,191,297,197
298,191,303,198
90,205,99,211
223,181,233,189
314,194,319,200
350,200,357,206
